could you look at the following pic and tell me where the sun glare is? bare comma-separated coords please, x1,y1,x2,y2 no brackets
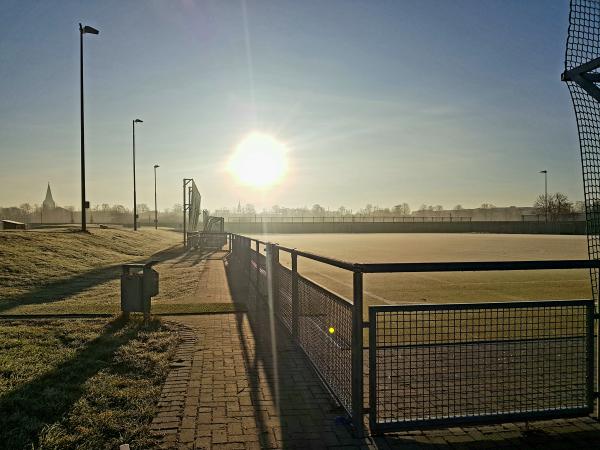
228,132,289,188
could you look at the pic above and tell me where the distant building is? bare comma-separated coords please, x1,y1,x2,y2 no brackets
40,183,72,223
42,183,56,210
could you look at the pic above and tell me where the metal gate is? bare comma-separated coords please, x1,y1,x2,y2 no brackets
369,300,595,432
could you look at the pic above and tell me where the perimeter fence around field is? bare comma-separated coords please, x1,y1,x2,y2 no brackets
224,215,472,223
225,233,600,436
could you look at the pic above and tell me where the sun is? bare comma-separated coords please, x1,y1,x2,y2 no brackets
228,132,289,188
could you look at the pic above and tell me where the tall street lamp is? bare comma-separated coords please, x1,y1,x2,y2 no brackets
79,23,99,232
132,119,143,231
154,164,160,230
540,170,548,223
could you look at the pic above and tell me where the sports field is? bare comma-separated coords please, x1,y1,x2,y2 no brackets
249,233,592,306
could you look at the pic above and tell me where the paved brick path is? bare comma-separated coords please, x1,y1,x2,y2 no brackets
151,259,600,449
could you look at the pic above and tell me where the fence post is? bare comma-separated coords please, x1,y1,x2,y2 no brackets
351,268,364,437
270,243,280,314
255,241,260,302
291,250,299,340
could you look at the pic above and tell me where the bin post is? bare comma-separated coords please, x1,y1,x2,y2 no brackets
121,265,130,321
351,268,364,437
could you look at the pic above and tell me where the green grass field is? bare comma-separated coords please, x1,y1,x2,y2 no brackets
0,228,241,315
250,233,593,307
0,317,179,450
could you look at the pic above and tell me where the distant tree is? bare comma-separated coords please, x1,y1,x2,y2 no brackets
553,193,573,218
393,203,411,215
101,203,110,211
172,204,183,215
19,203,32,215
573,200,585,213
534,192,574,220
480,203,495,209
453,204,463,210
312,204,325,215
244,204,256,215
137,203,150,214
338,206,348,215
433,205,443,211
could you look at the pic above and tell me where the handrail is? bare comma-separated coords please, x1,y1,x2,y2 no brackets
231,233,600,274
358,259,600,273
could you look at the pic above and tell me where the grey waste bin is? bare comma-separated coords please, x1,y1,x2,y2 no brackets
121,261,159,317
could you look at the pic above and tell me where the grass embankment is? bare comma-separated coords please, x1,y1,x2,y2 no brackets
0,228,241,315
0,317,179,450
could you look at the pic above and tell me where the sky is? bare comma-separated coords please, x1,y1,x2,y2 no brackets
0,0,584,212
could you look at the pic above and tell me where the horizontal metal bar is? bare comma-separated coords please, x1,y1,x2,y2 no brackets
372,407,594,433
370,298,593,312
359,259,600,273
582,72,600,83
278,245,356,271
373,334,589,351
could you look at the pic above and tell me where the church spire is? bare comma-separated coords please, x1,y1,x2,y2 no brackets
43,183,56,209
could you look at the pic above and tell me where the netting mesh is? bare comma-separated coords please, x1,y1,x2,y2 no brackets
277,265,293,333
297,275,353,414
228,241,354,415
565,0,600,300
370,301,594,429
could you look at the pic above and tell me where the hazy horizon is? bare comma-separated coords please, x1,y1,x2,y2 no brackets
0,0,584,211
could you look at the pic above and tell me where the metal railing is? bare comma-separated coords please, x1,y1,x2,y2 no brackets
225,232,600,436
369,300,594,431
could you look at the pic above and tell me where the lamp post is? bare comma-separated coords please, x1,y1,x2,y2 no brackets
79,23,99,232
154,164,160,230
132,119,143,230
540,170,548,223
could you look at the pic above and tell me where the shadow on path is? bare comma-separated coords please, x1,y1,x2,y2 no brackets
226,263,352,449
0,245,183,313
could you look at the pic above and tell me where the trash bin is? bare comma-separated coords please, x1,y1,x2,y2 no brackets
121,261,159,316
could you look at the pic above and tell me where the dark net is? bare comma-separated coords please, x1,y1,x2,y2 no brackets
565,0,600,300
370,301,593,429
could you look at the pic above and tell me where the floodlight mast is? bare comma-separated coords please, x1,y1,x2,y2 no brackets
154,164,160,230
132,119,143,231
79,23,99,232
539,170,548,223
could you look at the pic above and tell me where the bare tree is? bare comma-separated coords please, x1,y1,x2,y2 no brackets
393,203,411,215
534,192,574,221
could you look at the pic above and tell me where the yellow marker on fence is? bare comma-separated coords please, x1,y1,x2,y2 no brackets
328,326,335,334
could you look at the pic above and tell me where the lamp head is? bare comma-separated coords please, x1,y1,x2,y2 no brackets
134,119,143,124
154,164,160,169
539,170,547,174
80,24,100,35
